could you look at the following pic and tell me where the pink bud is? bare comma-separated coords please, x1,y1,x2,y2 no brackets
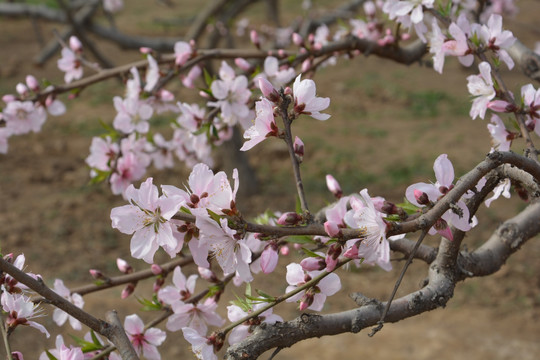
487,100,515,113
325,174,342,198
324,221,342,238
89,269,105,280
199,90,210,99
292,32,303,46
280,245,290,256
69,36,83,52
401,33,411,41
260,246,279,274
11,352,24,360
325,243,342,272
250,30,260,48
258,77,279,102
299,300,309,311
277,49,286,58
308,33,315,45
2,94,16,103
3,253,13,263
139,47,152,54
294,243,302,250
414,189,429,205
121,283,136,299
294,136,304,162
15,83,27,96
235,58,252,72
301,59,311,73
116,258,133,274
198,266,218,282
153,277,165,292
25,75,39,91
300,257,325,271
277,212,302,225
343,243,359,259
151,264,163,275
434,218,453,241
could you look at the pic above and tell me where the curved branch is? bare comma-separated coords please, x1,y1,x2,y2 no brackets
459,200,540,278
225,244,457,359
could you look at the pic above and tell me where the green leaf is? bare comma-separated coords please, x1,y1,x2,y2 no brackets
255,289,275,301
301,247,324,258
45,350,58,360
193,122,210,136
205,284,223,299
245,294,272,303
203,68,214,88
69,334,102,352
89,169,111,185
206,209,223,224
295,196,302,214
180,206,193,214
396,199,420,215
90,329,102,346
136,295,163,311
286,235,315,244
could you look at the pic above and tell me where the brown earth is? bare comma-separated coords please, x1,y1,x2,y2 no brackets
0,1,539,359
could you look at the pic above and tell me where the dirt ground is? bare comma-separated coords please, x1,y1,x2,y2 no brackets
0,1,539,359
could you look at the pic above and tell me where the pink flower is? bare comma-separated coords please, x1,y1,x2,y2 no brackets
2,100,47,135
85,136,119,173
226,303,283,345
292,75,330,120
487,114,512,151
52,279,84,330
285,263,341,311
182,327,217,360
182,65,202,88
57,47,83,83
39,335,85,360
405,154,473,240
258,56,296,88
260,245,279,274
197,217,252,283
208,61,251,126
167,298,225,334
112,95,153,134
174,41,192,66
485,178,511,207
125,314,166,360
110,178,183,263
240,98,278,151
467,62,496,119
1,292,50,338
158,266,198,305
478,14,516,69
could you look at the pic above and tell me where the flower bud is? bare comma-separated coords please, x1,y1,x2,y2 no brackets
325,174,342,199
414,189,430,205
487,100,516,113
69,36,83,52
258,77,279,103
117,258,133,274
260,246,279,274
381,201,398,214
277,212,302,226
292,32,303,46
25,75,39,92
89,269,105,280
15,83,28,96
139,47,152,54
280,245,290,256
294,136,304,163
301,59,311,73
198,266,218,283
324,221,342,238
434,218,453,241
343,244,359,259
250,30,260,48
299,291,314,311
121,283,136,299
234,57,252,72
153,277,165,292
300,256,325,271
11,352,24,360
151,264,163,275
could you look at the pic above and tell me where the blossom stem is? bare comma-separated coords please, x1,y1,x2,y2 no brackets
277,91,311,217
1,318,14,360
217,258,352,338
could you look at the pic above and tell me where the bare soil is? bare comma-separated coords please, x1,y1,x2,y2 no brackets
0,1,539,359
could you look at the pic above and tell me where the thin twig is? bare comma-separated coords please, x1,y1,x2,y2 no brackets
369,229,428,337
0,318,14,360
